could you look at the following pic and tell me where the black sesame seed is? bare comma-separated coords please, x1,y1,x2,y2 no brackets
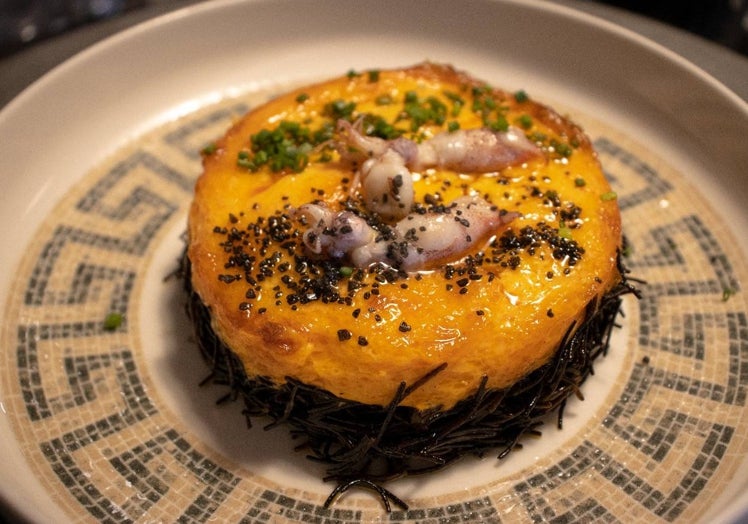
398,321,411,332
337,329,353,341
357,336,368,346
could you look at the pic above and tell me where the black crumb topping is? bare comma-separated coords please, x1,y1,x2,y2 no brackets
213,207,586,318
181,250,639,511
494,223,584,267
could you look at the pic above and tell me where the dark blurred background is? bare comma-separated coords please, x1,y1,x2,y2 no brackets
589,0,747,55
0,0,747,58
0,0,146,56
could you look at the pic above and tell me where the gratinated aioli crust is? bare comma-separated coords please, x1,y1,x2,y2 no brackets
186,63,622,411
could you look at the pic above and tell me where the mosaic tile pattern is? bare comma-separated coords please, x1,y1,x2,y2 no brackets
1,94,747,523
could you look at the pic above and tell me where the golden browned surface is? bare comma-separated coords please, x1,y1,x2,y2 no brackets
187,63,622,410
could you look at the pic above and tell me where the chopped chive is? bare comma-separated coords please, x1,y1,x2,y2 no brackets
444,90,465,116
488,116,509,132
558,222,573,239
552,140,573,157
103,312,123,330
323,99,357,120
516,114,533,129
600,191,618,201
200,142,217,156
514,89,529,103
399,92,448,131
238,119,326,173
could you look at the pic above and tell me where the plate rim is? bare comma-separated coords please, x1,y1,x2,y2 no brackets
1,0,747,522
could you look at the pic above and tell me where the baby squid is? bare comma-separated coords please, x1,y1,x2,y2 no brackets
294,196,517,272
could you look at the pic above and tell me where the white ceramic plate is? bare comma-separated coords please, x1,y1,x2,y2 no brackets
1,0,748,522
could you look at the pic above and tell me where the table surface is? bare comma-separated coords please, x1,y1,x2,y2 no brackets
0,1,746,523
